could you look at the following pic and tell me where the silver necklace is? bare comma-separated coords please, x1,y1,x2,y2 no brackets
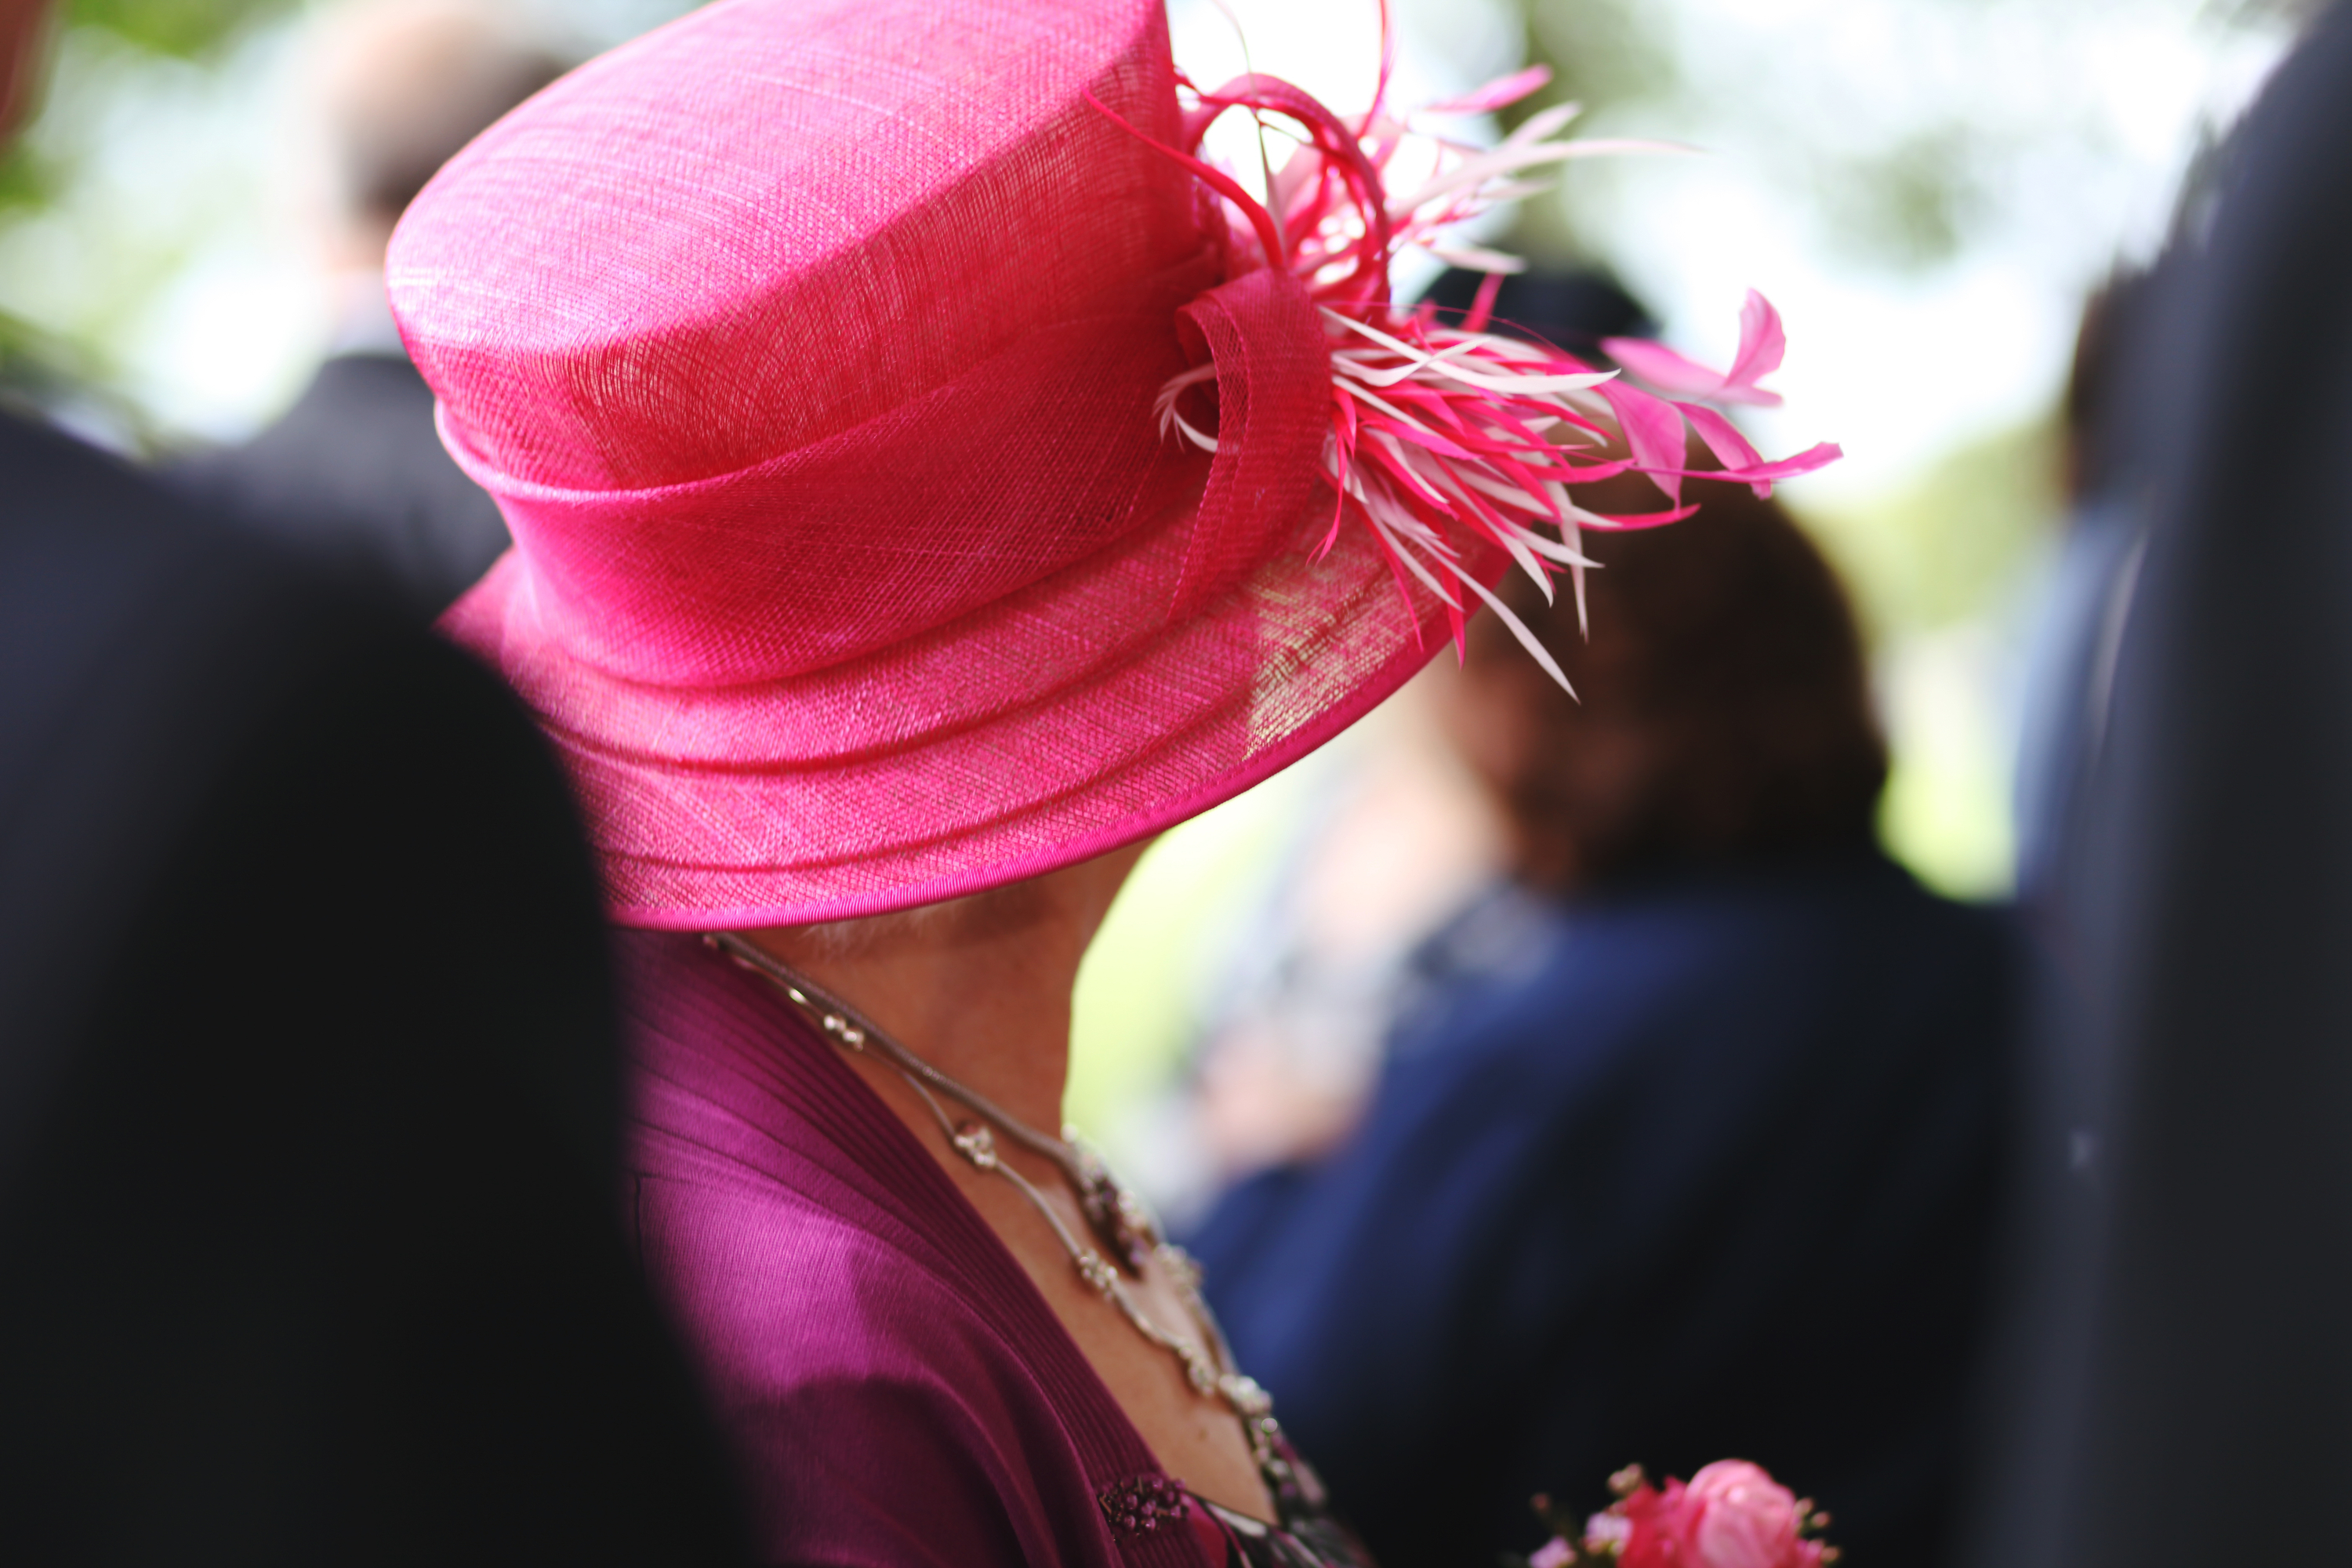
704,933,1283,1456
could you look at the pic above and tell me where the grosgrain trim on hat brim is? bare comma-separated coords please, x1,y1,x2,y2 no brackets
589,624,1444,930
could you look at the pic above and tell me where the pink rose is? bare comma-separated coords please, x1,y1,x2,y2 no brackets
1682,1461,1820,1568
1615,1477,1690,1568
1614,1462,1824,1568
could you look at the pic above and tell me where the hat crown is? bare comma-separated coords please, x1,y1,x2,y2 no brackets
394,0,1198,493
391,0,1225,682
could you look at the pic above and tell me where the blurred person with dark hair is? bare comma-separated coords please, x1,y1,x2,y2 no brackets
1417,264,1657,363
1188,474,2017,1568
1966,5,2352,1564
171,0,564,619
0,4,747,1559
1437,477,1891,893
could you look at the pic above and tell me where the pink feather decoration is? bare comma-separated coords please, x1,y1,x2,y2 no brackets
1127,44,1842,690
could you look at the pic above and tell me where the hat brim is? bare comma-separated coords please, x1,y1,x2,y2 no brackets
442,478,1485,930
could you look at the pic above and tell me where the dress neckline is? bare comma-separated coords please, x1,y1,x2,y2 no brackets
626,929,1374,1568
678,935,1294,1516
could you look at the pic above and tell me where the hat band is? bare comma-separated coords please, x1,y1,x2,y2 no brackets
1164,266,1334,622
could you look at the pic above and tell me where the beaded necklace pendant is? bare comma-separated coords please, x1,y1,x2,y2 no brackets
1069,1131,1160,1273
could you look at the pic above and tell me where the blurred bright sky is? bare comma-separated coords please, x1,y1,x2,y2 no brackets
1174,0,2288,503
0,0,695,441
2,0,2288,484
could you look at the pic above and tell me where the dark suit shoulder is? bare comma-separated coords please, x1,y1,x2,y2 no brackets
1,409,753,1563
166,353,510,620
4,405,212,539
2,407,564,1116
2,414,305,826
1402,851,2013,1072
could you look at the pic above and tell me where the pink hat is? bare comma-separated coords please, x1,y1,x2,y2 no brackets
390,0,1834,930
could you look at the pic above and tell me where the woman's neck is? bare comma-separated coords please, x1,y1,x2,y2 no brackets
739,845,1145,1135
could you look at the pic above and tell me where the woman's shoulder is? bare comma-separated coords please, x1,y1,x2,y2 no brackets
616,927,977,1238
612,932,1185,1566
691,1232,1120,1568
633,1152,1019,1385
618,960,1045,1405
628,1076,1126,1567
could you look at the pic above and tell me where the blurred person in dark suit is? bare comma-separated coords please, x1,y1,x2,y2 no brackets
171,0,562,619
0,6,747,1560
1189,476,2017,1568
1967,5,2352,1565
2010,269,2158,911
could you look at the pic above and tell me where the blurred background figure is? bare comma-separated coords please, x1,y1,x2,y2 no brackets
1,5,747,1559
2009,267,2158,912
169,0,562,619
1184,466,2018,1568
1968,5,2352,1563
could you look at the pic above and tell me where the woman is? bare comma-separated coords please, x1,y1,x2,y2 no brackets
1190,477,2015,1568
386,1,1831,1561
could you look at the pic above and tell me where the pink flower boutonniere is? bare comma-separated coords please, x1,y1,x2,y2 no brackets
1520,1461,1839,1568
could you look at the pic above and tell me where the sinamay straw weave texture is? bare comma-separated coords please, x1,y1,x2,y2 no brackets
394,0,1476,927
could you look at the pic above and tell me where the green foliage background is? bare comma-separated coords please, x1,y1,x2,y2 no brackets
0,0,295,426
4,0,290,209
68,0,289,55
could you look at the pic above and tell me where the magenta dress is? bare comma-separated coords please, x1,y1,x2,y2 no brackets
615,930,1372,1568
